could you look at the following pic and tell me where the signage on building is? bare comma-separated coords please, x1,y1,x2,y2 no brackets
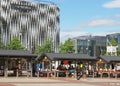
42,56,49,62
11,3,36,12
107,46,117,53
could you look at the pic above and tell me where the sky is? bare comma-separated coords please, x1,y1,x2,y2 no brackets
26,0,120,42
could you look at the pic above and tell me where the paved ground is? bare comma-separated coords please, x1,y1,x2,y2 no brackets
0,77,120,86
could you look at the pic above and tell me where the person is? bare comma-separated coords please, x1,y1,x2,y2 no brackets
32,63,36,76
68,66,75,77
0,66,4,76
18,61,22,75
76,63,86,80
57,65,62,70
82,65,87,79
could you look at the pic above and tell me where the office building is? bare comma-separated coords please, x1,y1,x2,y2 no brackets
72,35,106,56
0,0,60,53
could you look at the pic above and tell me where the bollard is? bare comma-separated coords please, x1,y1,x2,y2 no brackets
66,71,69,79
115,73,117,79
54,71,56,78
57,71,59,79
16,69,18,77
47,71,49,78
74,71,77,79
37,71,39,78
108,72,110,78
30,70,32,77
4,69,7,78
93,72,94,78
27,70,29,77
100,73,102,78
27,70,30,77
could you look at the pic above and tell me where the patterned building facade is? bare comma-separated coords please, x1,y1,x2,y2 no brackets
0,0,60,53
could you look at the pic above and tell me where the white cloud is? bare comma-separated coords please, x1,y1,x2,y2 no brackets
60,31,86,42
115,14,120,18
81,19,120,27
103,0,120,8
60,30,120,43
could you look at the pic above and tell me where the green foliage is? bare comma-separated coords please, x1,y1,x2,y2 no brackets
109,38,117,46
0,35,5,49
117,48,120,56
108,38,120,56
0,43,5,49
59,38,75,53
102,50,107,56
35,39,52,54
6,37,24,50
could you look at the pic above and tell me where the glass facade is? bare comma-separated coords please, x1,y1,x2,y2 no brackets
72,36,106,56
118,35,120,44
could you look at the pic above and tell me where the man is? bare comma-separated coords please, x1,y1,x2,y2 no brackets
76,64,83,80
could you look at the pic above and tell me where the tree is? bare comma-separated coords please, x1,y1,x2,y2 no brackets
35,39,52,54
108,38,120,56
117,49,120,56
0,42,5,49
109,38,117,46
59,38,75,53
6,37,24,50
0,35,5,49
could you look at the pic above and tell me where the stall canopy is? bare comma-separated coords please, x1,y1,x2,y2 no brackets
98,56,120,63
0,50,37,58
36,53,97,61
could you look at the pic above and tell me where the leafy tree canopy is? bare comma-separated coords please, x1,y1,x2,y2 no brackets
107,38,120,56
109,38,118,46
0,35,5,49
117,48,120,56
6,37,24,50
35,38,52,54
59,38,75,53
0,43,5,49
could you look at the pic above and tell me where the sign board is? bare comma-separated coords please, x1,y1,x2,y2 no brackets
11,3,36,12
42,56,49,62
107,46,117,53
117,66,120,70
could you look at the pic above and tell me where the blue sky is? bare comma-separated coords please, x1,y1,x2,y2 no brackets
26,0,120,42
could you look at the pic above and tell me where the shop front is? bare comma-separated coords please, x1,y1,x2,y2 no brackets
36,53,96,78
96,56,120,78
0,50,37,77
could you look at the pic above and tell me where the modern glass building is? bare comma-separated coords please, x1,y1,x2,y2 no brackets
72,35,106,56
0,0,60,53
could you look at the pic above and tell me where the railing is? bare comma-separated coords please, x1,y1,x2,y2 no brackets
98,70,120,78
3,69,32,77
